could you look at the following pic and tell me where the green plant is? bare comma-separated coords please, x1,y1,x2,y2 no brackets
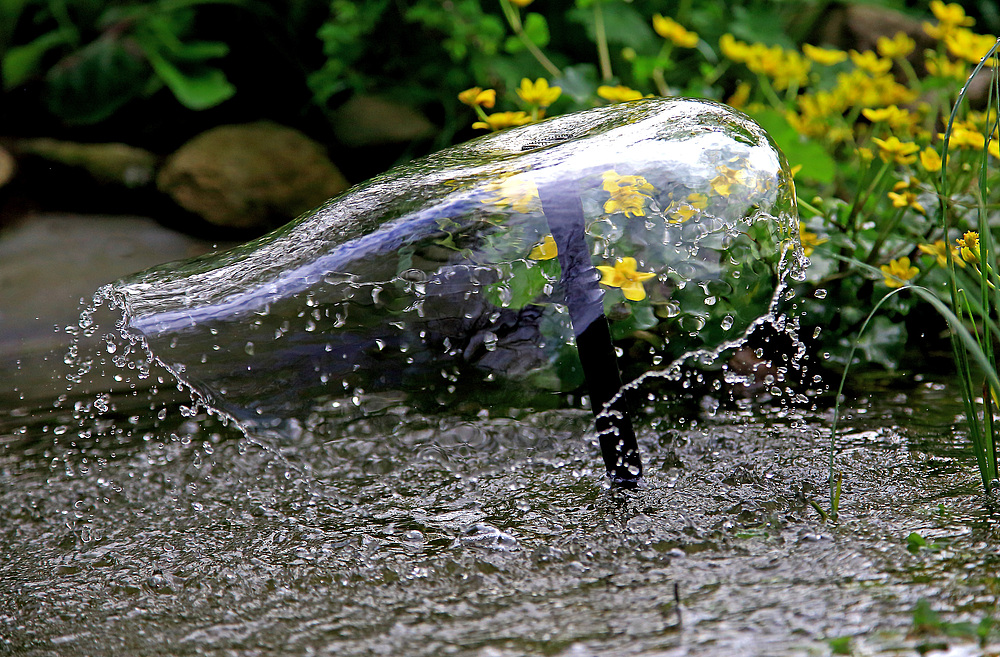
2,0,244,124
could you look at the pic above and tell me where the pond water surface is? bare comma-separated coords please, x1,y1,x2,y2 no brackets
2,304,998,657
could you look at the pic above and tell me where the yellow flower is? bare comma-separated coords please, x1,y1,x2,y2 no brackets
652,14,699,48
940,124,987,149
508,0,533,6
472,111,533,131
597,85,644,103
528,234,558,260
857,146,875,162
862,105,917,132
876,32,916,59
887,189,925,215
799,222,827,257
726,81,752,109
919,147,942,172
957,231,980,263
719,34,752,62
849,50,893,75
925,51,968,79
990,139,1000,159
458,87,496,109
931,1,975,29
516,78,562,107
602,170,655,217
710,164,746,195
742,44,810,91
802,43,848,66
944,28,998,65
596,257,657,301
871,136,921,164
918,239,964,267
881,256,919,288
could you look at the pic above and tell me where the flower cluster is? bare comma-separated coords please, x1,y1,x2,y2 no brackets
460,77,562,131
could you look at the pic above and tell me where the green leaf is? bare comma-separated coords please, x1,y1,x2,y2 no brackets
553,63,599,104
608,303,657,340
522,12,549,48
748,108,836,185
3,29,73,90
146,49,235,110
567,2,656,51
905,531,927,553
45,37,149,124
828,636,852,655
485,258,560,310
505,12,549,54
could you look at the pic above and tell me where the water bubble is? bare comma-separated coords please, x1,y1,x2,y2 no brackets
457,523,518,552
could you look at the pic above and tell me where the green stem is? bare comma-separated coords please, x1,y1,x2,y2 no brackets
846,159,891,234
594,2,612,82
499,0,562,79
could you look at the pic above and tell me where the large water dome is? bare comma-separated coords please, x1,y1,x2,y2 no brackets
111,97,798,481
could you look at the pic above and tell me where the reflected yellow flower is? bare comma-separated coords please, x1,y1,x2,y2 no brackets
597,257,657,301
652,15,699,48
528,234,558,260
602,171,654,217
710,165,746,195
799,222,827,257
666,202,698,224
472,111,533,131
482,175,539,213
597,85,644,103
516,78,562,107
881,257,918,288
458,87,496,109
918,239,964,267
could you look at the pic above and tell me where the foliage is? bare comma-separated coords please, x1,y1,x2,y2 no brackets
1,0,243,123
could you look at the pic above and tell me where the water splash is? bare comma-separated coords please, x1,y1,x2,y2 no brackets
107,99,799,450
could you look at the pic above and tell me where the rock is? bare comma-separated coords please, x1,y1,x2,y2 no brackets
157,122,349,230
0,145,14,189
16,139,157,187
332,95,437,148
0,213,230,360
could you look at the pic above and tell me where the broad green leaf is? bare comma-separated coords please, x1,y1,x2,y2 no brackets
567,2,655,51
45,37,148,124
504,12,549,53
3,29,73,90
146,49,235,110
748,108,836,185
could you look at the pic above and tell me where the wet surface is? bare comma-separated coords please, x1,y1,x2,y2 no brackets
2,330,998,656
